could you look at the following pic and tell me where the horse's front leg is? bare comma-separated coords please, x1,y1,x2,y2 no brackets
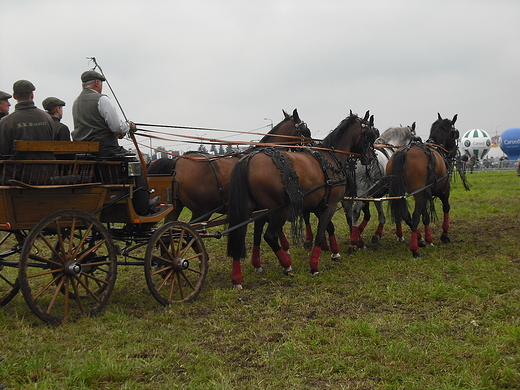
439,193,451,244
309,207,337,275
372,200,385,244
303,211,313,251
343,199,365,248
263,215,293,276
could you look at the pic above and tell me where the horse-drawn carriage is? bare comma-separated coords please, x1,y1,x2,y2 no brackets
0,140,208,325
0,109,463,325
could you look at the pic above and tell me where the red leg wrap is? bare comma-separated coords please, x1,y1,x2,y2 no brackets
396,223,403,238
375,223,384,237
275,248,292,269
410,232,418,253
279,231,290,252
350,226,360,245
231,260,242,285
251,245,261,269
442,213,450,232
305,224,313,241
359,219,368,233
321,237,330,250
310,245,321,271
329,234,339,254
424,225,433,244
416,229,422,242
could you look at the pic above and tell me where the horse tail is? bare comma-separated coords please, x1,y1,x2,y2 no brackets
226,157,251,259
388,148,409,224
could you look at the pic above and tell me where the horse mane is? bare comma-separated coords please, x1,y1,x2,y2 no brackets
147,157,177,174
322,114,358,149
260,116,291,142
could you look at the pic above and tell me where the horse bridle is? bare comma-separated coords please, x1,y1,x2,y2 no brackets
294,119,312,146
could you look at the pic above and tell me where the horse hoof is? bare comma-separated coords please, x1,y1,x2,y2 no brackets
418,239,427,248
255,267,264,274
397,237,405,243
283,266,294,277
440,235,450,244
304,241,313,251
310,269,320,276
412,251,421,258
233,284,243,290
371,235,381,244
331,253,341,262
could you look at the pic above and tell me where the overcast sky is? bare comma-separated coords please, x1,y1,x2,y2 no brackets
2,0,518,154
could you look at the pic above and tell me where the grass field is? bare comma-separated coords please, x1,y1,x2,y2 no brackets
1,171,519,389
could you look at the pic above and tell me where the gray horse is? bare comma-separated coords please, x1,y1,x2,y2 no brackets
344,123,417,247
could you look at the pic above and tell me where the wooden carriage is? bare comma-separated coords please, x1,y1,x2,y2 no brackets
0,141,208,325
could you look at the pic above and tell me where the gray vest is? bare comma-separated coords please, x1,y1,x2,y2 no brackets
72,89,121,156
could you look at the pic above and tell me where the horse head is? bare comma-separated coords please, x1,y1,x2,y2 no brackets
358,112,379,165
429,113,459,157
262,109,312,145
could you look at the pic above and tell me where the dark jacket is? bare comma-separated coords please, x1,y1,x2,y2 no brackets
0,100,55,184
52,117,71,141
0,100,55,159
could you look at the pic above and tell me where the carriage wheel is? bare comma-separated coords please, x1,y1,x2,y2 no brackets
0,230,26,306
18,210,117,326
144,221,208,305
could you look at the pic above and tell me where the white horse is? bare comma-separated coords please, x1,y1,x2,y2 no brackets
344,123,417,247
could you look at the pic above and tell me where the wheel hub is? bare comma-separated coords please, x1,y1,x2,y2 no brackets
64,260,82,276
173,257,189,272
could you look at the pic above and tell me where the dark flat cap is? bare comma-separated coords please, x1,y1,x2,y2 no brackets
42,97,65,111
81,70,106,83
13,79,36,94
0,90,12,100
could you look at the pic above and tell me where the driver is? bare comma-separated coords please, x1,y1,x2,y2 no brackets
72,70,159,215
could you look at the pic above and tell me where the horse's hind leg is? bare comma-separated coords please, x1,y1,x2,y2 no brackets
409,196,427,257
251,218,266,273
303,211,313,250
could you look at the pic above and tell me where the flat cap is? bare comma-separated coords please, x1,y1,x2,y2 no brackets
13,79,36,94
42,97,66,111
0,90,12,100
81,70,106,83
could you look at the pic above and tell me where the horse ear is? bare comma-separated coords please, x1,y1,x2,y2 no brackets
452,114,458,124
411,122,416,131
350,109,353,117
283,109,290,119
363,111,370,122
438,113,442,120
293,109,300,122
369,115,374,126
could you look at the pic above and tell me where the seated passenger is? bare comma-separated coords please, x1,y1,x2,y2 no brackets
0,80,55,184
42,96,71,141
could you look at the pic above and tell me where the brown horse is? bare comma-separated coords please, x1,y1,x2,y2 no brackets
147,109,311,222
386,113,464,257
226,111,378,288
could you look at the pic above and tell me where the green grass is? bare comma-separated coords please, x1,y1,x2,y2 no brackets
1,171,519,389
